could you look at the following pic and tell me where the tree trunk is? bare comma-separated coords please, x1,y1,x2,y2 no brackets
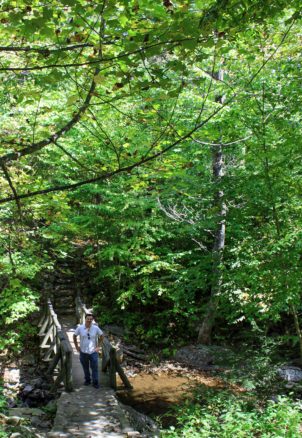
198,69,226,344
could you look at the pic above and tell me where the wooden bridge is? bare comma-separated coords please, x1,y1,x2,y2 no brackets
38,297,132,393
37,291,138,437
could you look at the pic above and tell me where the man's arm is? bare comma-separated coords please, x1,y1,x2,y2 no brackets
95,334,104,353
73,334,80,353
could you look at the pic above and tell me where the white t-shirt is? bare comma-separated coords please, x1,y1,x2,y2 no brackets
74,324,103,354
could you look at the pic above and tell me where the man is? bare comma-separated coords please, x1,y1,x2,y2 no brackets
73,313,104,388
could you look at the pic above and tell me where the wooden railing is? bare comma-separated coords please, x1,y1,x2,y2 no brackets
38,299,73,392
76,295,132,390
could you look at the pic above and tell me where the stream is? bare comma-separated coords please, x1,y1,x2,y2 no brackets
116,370,225,427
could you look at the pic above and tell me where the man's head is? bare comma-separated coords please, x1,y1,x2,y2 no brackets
85,313,94,327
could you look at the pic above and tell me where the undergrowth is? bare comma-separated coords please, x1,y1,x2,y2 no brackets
161,341,302,437
161,389,302,437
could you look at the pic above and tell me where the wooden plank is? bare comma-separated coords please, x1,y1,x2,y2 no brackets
42,339,56,361
102,356,110,372
63,348,73,392
39,313,50,336
116,361,133,389
40,324,54,348
38,310,47,328
109,348,117,390
102,338,111,372
47,350,61,374
53,366,64,388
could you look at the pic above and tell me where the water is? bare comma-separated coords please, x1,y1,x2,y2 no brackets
116,372,198,427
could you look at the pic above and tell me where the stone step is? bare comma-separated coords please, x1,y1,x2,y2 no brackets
54,282,74,287
55,278,73,282
54,302,74,308
55,290,74,296
54,304,74,310
55,308,75,315
54,299,75,305
54,304,75,311
54,292,75,298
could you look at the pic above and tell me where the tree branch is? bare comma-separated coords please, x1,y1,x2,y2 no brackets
0,101,234,205
0,38,196,72
53,140,98,173
1,164,22,215
0,43,94,53
0,68,104,166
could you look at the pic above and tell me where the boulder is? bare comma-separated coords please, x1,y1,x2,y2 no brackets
6,416,22,426
9,408,45,418
103,324,125,337
31,378,44,388
8,407,51,430
22,384,34,396
277,366,302,382
22,354,37,366
174,344,235,369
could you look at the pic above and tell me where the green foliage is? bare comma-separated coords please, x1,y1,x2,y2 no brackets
0,0,302,356
0,384,8,438
162,340,302,436
0,427,8,438
0,385,6,414
161,391,302,438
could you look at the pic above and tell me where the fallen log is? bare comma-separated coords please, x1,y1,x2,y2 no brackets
123,347,146,361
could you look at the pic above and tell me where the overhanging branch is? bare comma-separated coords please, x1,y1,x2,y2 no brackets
0,100,233,205
0,43,94,53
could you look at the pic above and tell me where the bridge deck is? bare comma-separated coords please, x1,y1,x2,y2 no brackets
48,316,136,438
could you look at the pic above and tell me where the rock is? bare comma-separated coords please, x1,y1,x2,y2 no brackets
122,403,159,436
174,344,236,369
277,366,302,382
174,345,214,367
22,384,34,396
104,324,125,337
17,424,45,437
6,415,22,425
9,407,45,417
268,395,280,403
22,354,37,366
31,378,44,388
0,413,9,423
3,367,20,384
27,388,52,404
8,407,51,431
44,400,57,415
7,397,17,408
9,433,22,438
31,416,51,429
40,381,51,390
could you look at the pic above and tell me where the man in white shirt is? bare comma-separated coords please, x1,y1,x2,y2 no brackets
73,313,104,388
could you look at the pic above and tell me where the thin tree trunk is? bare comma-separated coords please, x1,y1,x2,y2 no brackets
291,303,302,363
260,84,301,362
198,69,226,344
198,141,226,344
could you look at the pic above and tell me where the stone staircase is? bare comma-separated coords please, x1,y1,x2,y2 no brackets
52,261,76,316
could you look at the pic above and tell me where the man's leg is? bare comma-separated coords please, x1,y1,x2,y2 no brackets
80,352,91,384
90,352,99,387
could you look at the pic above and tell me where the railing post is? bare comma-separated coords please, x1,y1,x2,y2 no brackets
39,299,73,392
63,345,73,392
109,347,117,390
